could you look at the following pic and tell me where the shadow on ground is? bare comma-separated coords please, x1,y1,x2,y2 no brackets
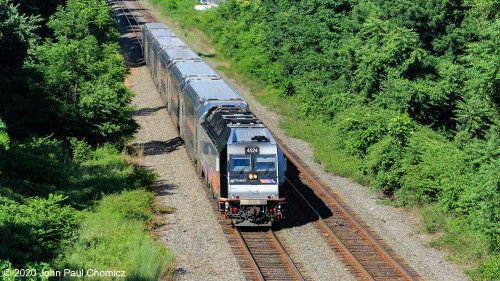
128,137,184,156
133,106,167,116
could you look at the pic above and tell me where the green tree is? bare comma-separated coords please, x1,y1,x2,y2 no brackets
0,0,41,138
0,0,40,74
0,194,79,266
30,0,137,145
455,0,499,141
48,0,117,44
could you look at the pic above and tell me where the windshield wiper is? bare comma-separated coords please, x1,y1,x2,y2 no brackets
263,163,274,174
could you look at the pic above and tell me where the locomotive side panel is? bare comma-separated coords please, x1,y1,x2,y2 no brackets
197,125,225,198
199,108,285,226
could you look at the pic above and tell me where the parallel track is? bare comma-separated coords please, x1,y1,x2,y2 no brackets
111,0,158,66
114,0,144,49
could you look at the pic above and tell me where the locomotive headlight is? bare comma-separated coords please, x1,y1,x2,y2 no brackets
247,173,258,180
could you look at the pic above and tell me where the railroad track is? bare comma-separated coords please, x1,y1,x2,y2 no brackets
196,162,309,280
278,141,422,281
216,216,308,280
234,228,305,281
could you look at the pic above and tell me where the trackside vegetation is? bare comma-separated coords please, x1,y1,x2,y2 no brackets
0,0,173,279
149,0,498,279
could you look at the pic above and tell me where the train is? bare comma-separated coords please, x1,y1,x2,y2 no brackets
142,22,286,227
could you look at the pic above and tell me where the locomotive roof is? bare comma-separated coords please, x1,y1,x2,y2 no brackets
153,37,188,49
170,61,220,85
202,107,275,152
143,22,169,31
160,49,202,65
229,127,274,144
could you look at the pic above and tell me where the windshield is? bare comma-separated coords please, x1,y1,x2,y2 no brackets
230,155,251,172
254,155,276,171
229,154,276,172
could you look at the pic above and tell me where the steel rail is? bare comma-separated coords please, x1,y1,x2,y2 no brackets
116,0,143,50
235,228,266,281
269,230,305,281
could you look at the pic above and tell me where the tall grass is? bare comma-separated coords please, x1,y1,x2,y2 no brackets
56,190,174,280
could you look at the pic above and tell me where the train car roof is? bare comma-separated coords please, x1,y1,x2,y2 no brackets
170,61,220,85
184,80,247,121
160,49,202,66
153,37,188,49
184,79,242,102
142,22,169,31
148,29,177,38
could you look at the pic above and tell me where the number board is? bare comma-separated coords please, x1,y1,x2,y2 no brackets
245,145,260,155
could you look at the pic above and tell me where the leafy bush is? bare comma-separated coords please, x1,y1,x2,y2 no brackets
0,260,51,281
66,143,156,207
0,137,69,197
395,128,471,206
331,106,396,157
81,0,500,279
0,0,168,277
468,254,500,281
0,194,80,266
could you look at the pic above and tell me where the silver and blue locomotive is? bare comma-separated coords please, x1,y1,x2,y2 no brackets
143,23,286,226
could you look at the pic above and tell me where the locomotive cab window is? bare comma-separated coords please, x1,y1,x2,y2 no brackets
230,155,251,172
254,155,276,172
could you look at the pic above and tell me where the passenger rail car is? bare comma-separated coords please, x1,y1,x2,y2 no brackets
142,22,286,227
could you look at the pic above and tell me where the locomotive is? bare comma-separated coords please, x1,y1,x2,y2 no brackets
142,23,286,226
